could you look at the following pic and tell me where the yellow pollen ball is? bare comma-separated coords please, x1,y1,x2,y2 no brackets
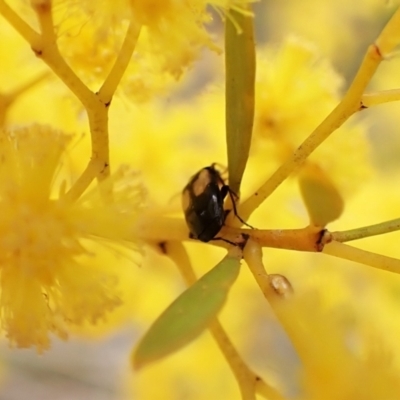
0,125,144,352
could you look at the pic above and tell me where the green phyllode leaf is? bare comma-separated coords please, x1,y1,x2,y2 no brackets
298,163,344,227
225,8,256,196
132,247,242,370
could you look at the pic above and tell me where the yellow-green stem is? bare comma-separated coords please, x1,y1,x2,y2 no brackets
362,89,400,107
64,159,101,202
331,217,400,242
98,19,141,105
243,240,311,359
243,240,292,305
32,0,56,44
0,0,41,45
375,7,400,55
323,241,400,274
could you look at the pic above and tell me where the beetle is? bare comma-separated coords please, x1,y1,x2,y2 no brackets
181,164,247,242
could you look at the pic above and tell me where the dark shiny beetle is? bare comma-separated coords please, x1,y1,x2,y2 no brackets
181,165,234,242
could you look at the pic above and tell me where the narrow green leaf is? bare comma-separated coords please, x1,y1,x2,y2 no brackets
298,163,344,227
132,247,242,370
225,8,256,195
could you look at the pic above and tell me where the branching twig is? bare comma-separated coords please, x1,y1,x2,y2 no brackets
0,0,141,200
238,7,400,221
98,19,141,105
135,215,324,253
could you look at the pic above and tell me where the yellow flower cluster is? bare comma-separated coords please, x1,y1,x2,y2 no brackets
253,37,373,196
42,0,254,101
0,125,145,351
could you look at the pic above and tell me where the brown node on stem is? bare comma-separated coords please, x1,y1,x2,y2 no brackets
30,0,52,13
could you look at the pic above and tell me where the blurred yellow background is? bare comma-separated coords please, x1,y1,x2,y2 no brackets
2,0,400,399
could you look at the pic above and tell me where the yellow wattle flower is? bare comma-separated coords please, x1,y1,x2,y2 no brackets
253,37,373,196
52,0,254,96
0,125,145,352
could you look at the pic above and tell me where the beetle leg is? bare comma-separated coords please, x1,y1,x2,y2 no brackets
222,183,254,229
212,236,238,246
227,188,255,229
220,184,230,201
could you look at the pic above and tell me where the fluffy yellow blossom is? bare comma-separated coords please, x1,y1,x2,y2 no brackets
254,37,342,142
253,37,373,196
127,0,254,77
0,125,145,351
47,0,254,99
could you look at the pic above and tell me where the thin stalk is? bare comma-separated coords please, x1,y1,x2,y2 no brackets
331,218,400,243
98,20,141,105
323,241,400,275
362,89,400,107
0,0,41,45
165,241,285,400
